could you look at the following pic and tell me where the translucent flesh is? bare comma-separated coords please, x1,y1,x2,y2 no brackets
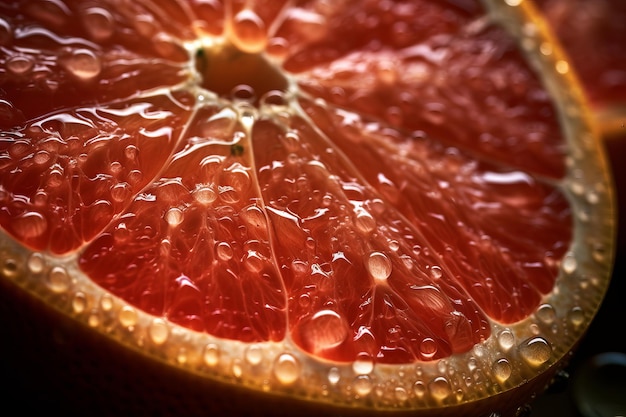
0,0,572,364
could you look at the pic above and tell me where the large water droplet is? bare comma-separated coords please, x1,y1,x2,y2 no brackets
367,252,392,282
216,241,234,261
420,337,438,360
13,211,48,240
63,49,102,81
519,336,552,367
165,207,184,226
302,310,348,353
492,358,512,383
274,353,300,385
429,376,452,401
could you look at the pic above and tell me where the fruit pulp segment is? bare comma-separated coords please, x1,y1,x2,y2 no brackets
0,0,572,364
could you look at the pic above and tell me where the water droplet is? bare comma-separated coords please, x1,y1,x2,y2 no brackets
395,386,409,402
328,367,341,385
177,348,188,365
119,305,138,328
568,306,585,326
231,9,267,54
493,358,512,383
498,329,515,351
274,353,300,385
48,266,70,293
430,265,443,279
100,294,114,311
63,49,102,81
519,336,552,367
367,252,392,282
27,253,45,274
245,344,264,366
88,311,100,328
353,353,374,375
505,0,523,6
562,254,577,274
355,209,376,234
353,375,373,396
216,242,233,261
420,338,438,360
149,318,169,345
232,359,243,378
429,376,451,401
165,207,184,226
82,7,114,41
241,205,267,233
106,181,127,201
7,55,34,76
555,59,569,74
193,184,217,205
413,380,427,398
243,250,264,273
203,344,220,367
72,292,87,314
536,304,556,324
302,310,348,353
13,211,48,240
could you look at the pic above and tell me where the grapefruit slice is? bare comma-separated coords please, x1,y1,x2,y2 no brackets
0,0,615,416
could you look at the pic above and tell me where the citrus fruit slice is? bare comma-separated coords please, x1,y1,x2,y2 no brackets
0,0,615,416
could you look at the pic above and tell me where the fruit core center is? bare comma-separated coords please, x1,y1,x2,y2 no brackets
195,43,289,103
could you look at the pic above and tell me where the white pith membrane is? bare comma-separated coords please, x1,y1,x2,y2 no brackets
0,0,614,412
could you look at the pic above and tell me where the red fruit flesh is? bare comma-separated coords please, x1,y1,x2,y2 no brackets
0,0,572,365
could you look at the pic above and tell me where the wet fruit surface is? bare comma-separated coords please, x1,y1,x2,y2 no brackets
0,0,615,415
